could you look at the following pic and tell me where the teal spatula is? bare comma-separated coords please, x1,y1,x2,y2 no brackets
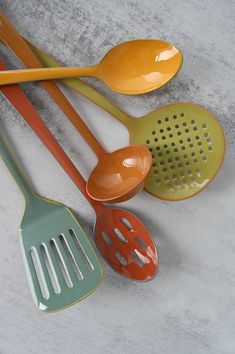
0,133,102,312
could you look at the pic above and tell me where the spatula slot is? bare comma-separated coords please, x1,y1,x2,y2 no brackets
59,235,83,281
30,247,49,299
114,228,128,244
135,237,146,250
120,217,133,231
69,229,94,272
40,244,61,294
130,250,144,268
50,240,73,288
115,252,128,266
101,231,112,245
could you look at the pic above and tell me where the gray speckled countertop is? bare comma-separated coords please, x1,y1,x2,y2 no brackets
0,1,234,353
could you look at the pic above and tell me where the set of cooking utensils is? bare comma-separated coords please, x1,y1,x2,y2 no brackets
0,11,225,312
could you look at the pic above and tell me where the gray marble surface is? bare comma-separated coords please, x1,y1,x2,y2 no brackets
0,1,234,353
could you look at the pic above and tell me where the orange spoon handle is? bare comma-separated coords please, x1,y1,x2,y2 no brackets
0,67,98,85
0,64,103,214
0,11,105,159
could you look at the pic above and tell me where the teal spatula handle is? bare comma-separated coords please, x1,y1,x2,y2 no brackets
0,133,34,201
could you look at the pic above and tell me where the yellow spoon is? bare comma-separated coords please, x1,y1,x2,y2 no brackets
0,14,182,94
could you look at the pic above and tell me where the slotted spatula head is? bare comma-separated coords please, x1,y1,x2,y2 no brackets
94,207,158,281
129,103,225,200
21,195,102,312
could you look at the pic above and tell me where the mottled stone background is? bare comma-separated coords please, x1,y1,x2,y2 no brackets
0,1,234,353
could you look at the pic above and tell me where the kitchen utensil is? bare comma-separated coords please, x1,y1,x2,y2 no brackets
0,12,182,93
0,62,158,281
0,132,102,312
0,11,151,203
28,44,225,201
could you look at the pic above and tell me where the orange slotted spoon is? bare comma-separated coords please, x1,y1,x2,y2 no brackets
0,11,151,204
0,61,158,281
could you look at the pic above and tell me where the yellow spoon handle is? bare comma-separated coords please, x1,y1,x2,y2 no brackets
0,66,97,85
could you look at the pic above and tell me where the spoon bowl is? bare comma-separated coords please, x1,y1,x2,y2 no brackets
87,145,151,203
97,39,183,94
95,207,158,281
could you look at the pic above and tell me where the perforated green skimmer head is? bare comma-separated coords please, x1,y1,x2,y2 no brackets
129,103,225,200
